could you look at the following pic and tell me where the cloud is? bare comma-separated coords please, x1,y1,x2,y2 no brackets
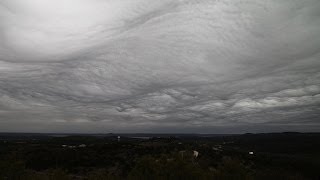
0,0,320,133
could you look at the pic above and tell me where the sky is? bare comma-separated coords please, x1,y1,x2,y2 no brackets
0,0,320,133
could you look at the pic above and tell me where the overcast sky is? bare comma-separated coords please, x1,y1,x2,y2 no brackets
0,0,320,133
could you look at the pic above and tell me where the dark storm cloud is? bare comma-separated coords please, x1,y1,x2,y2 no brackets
0,0,320,133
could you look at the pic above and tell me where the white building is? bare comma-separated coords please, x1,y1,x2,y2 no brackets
193,150,199,158
79,144,86,148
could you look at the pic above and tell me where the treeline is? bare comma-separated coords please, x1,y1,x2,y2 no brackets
0,134,319,179
0,150,314,179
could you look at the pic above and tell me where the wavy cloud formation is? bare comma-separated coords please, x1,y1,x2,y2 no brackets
0,0,320,133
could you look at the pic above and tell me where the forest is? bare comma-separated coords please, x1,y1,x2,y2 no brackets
0,132,319,180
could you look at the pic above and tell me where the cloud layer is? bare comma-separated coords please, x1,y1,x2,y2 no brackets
0,0,320,133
